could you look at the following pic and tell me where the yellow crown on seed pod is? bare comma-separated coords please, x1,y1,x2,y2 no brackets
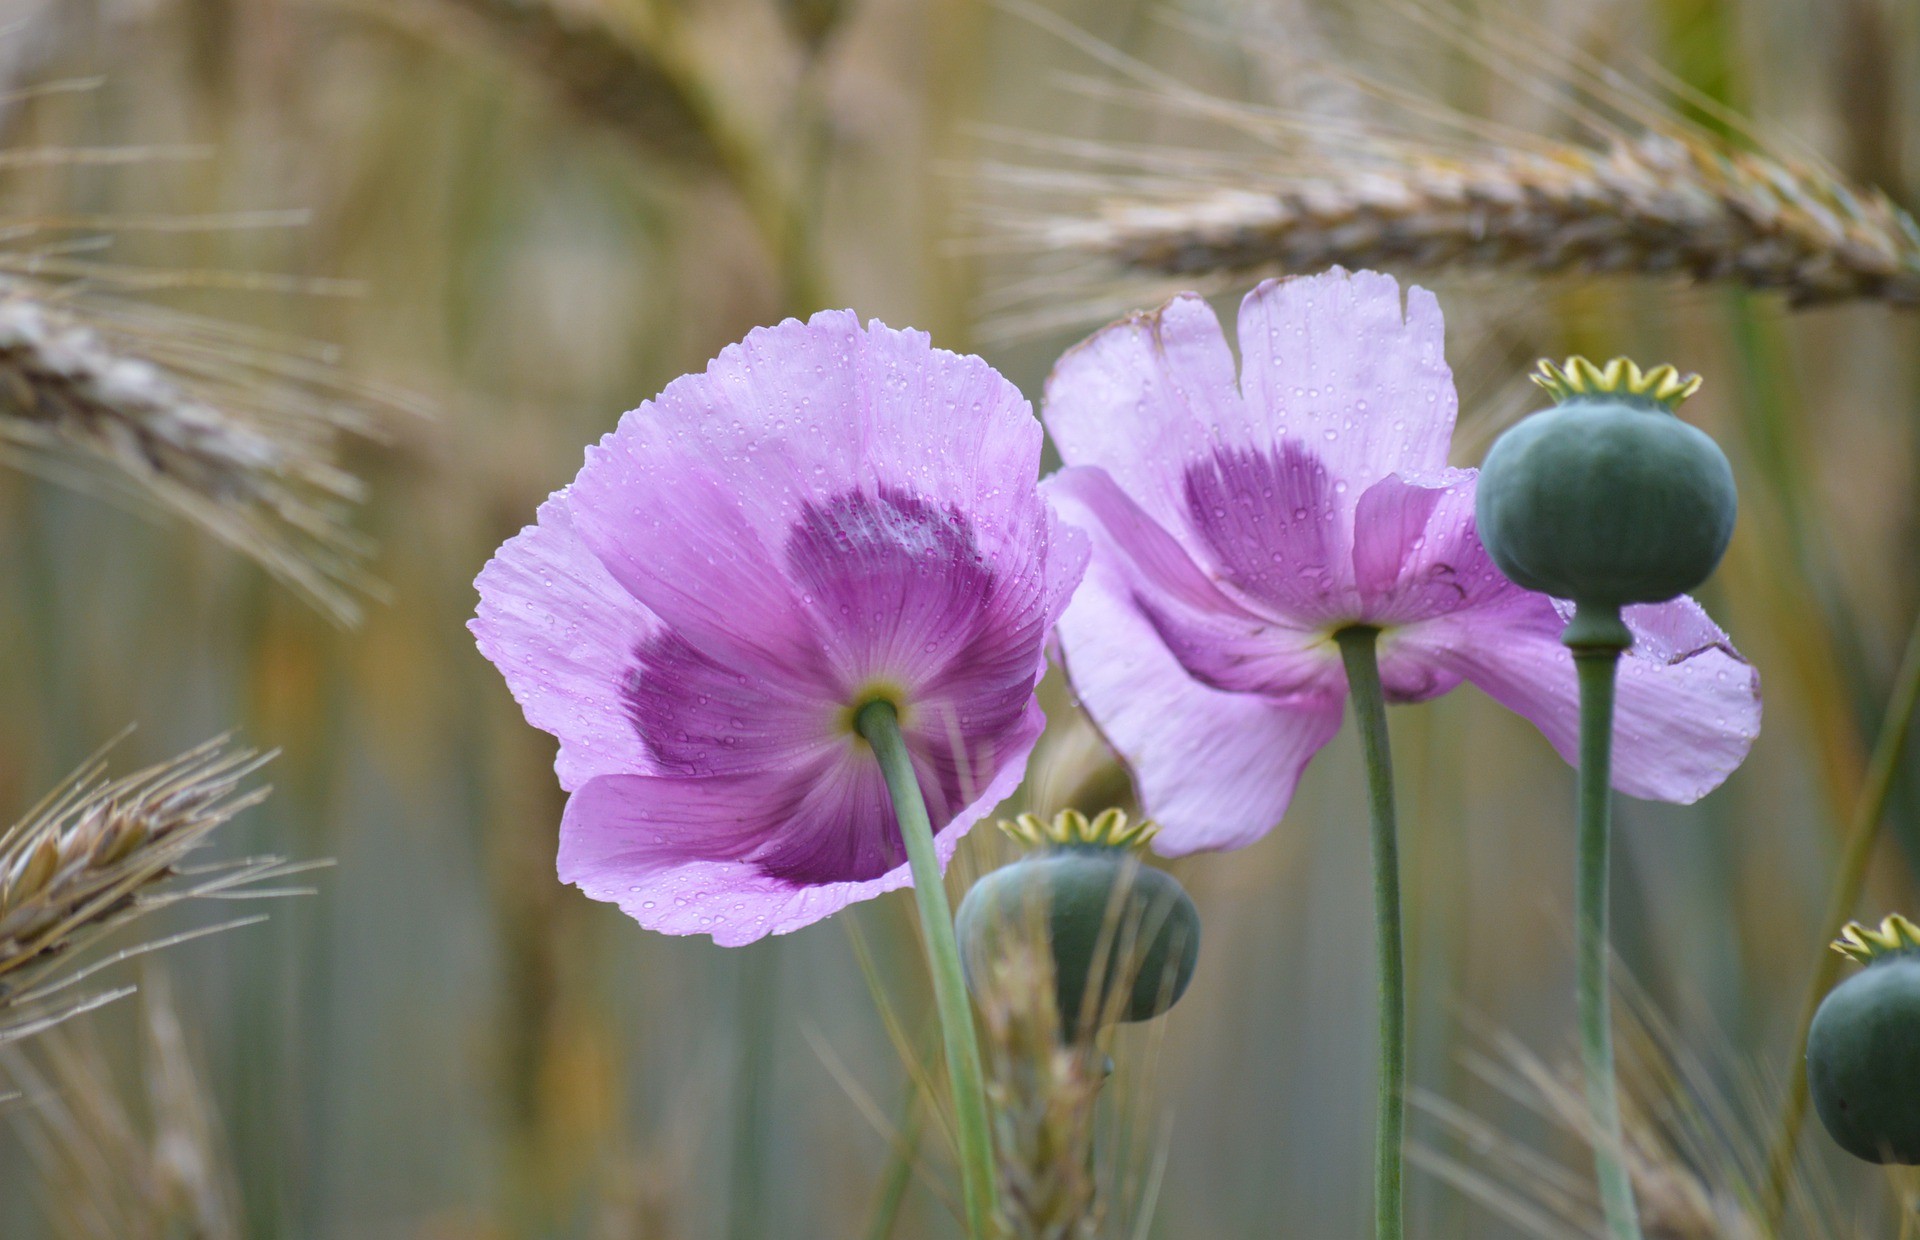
1532,356,1704,410
1832,913,1920,964
996,807,1158,851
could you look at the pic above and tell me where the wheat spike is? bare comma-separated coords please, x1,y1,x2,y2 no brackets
973,1,1920,338
1038,132,1920,308
0,275,391,624
975,938,1106,1240
0,737,309,1044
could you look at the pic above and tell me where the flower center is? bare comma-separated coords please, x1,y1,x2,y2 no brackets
841,680,912,740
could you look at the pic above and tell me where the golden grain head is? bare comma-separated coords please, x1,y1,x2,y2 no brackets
0,737,307,1044
971,6,1920,340
974,937,1107,1240
0,270,398,625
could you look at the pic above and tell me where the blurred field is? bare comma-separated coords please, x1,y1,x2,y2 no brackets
0,0,1914,1235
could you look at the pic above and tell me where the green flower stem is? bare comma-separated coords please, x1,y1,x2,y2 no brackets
1335,626,1406,1240
1571,612,1642,1240
1762,602,1920,1223
856,700,998,1240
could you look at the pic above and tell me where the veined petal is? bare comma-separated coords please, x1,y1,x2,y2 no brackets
558,703,1043,944
1179,440,1358,623
1051,492,1345,853
1047,466,1248,617
470,496,659,790
568,310,1047,671
1043,292,1252,538
623,629,841,778
783,487,1037,700
1395,591,1761,803
1236,269,1456,508
1353,469,1511,627
1047,466,1339,700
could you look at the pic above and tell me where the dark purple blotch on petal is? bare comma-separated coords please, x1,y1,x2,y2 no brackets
622,630,822,778
619,485,1050,891
1182,442,1353,621
743,758,908,885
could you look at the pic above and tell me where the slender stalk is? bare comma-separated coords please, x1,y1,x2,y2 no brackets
863,1082,927,1240
1761,603,1920,1223
1570,617,1642,1240
856,700,999,1240
1335,626,1406,1240
728,944,777,1240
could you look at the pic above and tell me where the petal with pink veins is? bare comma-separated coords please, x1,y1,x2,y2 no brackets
1352,469,1511,628
1043,292,1253,541
568,310,1049,673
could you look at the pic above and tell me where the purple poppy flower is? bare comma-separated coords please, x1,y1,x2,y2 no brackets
1042,269,1761,854
471,311,1088,944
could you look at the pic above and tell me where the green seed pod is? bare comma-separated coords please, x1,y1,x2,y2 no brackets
1475,357,1737,618
1807,914,1920,1165
956,809,1200,1040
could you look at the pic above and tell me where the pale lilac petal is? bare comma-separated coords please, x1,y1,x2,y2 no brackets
1043,292,1251,537
1047,466,1251,617
1393,592,1761,802
1236,269,1456,508
1352,469,1511,628
477,312,1078,937
567,311,1047,664
470,497,659,790
1046,467,1339,700
1050,487,1345,853
558,703,1044,945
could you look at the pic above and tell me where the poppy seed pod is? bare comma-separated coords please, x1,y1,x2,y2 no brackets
1475,358,1737,625
956,809,1200,1040
1808,914,1920,1165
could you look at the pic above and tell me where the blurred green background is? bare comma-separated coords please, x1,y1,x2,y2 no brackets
0,0,1915,1235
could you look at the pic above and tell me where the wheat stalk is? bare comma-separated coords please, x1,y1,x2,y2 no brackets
413,0,829,309
2,973,242,1240
0,274,391,624
1409,979,1878,1240
0,736,308,1044
973,1,1920,338
1034,132,1920,308
420,0,723,170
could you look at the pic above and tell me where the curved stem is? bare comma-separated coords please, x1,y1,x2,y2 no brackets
856,700,998,1240
1762,603,1920,1223
648,3,827,314
1572,627,1642,1240
1336,626,1405,1240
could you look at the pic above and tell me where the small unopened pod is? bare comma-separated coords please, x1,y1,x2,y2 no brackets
956,809,1199,1040
1476,357,1736,612
1808,914,1920,1164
